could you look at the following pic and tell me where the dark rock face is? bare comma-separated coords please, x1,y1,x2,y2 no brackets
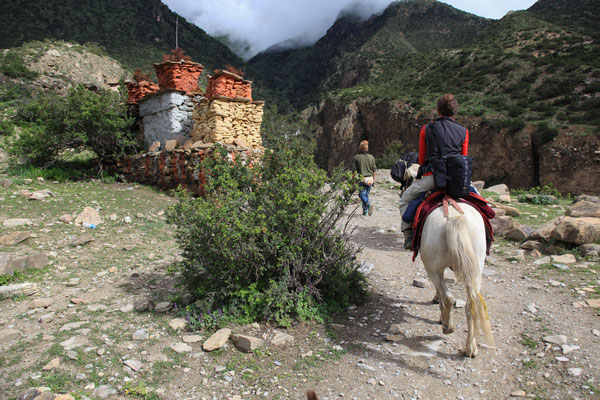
309,97,600,194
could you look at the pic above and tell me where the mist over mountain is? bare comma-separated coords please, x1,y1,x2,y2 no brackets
164,0,395,59
248,0,491,110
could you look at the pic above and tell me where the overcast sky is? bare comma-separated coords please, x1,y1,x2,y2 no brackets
163,0,539,59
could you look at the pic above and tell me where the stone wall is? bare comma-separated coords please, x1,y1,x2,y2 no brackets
138,91,199,149
115,145,263,194
191,97,264,147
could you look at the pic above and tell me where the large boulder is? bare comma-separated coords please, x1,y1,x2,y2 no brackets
472,181,485,193
520,240,546,251
486,184,510,195
0,252,49,275
74,206,102,226
551,216,600,245
492,208,506,217
507,226,533,242
202,328,231,352
530,217,562,242
491,216,521,236
579,243,600,257
575,195,600,204
566,201,600,218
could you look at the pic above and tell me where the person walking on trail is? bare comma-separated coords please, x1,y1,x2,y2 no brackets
399,94,469,250
355,140,377,216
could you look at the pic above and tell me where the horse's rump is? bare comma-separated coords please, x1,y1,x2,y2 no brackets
420,204,495,351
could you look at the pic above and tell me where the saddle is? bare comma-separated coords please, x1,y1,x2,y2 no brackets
410,191,495,261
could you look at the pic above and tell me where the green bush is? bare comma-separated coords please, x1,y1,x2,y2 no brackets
0,51,38,79
536,122,559,144
517,193,559,205
483,118,526,134
0,120,15,136
514,184,563,202
10,85,134,167
376,140,405,169
0,85,32,106
169,139,367,327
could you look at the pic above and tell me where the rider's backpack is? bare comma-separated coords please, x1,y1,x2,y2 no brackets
427,124,473,198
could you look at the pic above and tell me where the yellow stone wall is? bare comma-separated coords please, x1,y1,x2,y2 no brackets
191,97,264,148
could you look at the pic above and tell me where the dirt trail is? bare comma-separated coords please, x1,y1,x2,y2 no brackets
0,175,598,400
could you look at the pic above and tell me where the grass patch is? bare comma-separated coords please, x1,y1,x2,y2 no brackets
42,371,72,392
521,334,538,350
122,381,160,400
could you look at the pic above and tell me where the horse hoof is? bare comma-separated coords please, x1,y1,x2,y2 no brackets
463,346,478,358
442,325,454,334
432,294,439,304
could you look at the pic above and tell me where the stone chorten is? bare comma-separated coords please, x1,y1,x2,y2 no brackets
191,67,264,148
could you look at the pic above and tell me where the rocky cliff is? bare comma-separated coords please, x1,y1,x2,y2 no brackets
308,97,600,194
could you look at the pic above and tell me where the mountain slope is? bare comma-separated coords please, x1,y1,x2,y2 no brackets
248,0,490,110
528,0,600,37
0,0,243,71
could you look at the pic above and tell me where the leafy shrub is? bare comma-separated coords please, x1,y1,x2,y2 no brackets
536,122,559,144
0,51,38,79
517,193,559,205
0,85,32,106
514,184,563,202
169,139,367,326
376,140,405,169
483,118,526,134
10,85,134,167
0,120,15,136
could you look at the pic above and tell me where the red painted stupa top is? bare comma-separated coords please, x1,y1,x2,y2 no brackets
205,67,252,100
126,68,159,104
153,48,204,94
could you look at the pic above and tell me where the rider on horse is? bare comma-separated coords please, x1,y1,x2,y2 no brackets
399,94,469,250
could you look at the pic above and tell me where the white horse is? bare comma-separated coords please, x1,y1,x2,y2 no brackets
419,198,495,357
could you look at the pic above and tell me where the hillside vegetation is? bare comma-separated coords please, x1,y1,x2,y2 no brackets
0,0,243,72
249,0,600,134
249,0,490,111
341,10,600,131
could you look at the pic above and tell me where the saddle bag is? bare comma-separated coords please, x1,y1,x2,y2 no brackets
446,154,473,198
428,124,473,198
391,151,419,185
390,160,407,184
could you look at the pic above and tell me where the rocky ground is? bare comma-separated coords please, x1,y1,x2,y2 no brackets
0,172,599,400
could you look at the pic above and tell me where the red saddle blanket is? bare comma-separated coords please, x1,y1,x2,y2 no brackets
411,191,495,261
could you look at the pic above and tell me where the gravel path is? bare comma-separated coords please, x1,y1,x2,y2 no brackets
1,176,598,400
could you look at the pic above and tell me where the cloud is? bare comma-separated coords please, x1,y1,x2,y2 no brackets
163,0,393,59
440,0,538,19
164,0,539,59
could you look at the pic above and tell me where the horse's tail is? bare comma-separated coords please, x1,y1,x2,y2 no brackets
446,215,495,347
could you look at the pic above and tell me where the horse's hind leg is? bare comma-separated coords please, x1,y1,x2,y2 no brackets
427,268,454,334
464,299,478,357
